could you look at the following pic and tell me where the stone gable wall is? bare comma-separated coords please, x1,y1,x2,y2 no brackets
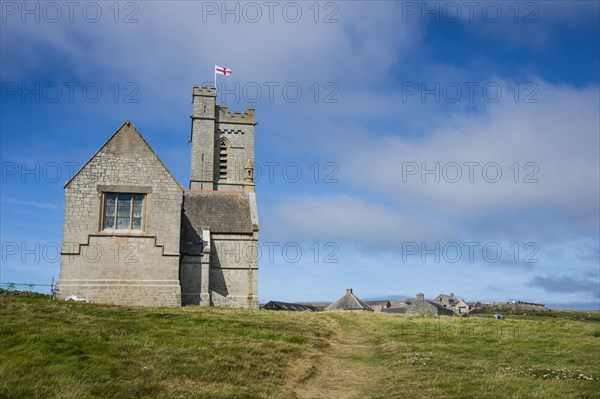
57,123,183,306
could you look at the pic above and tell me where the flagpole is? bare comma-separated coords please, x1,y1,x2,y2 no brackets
214,66,217,95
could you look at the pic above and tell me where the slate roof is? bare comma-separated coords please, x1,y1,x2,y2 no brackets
424,300,455,316
435,293,458,305
381,307,407,314
262,301,319,312
325,289,373,311
300,302,332,309
365,300,391,307
389,299,412,307
181,191,254,255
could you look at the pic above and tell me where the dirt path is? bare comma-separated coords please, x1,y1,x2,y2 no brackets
292,314,387,399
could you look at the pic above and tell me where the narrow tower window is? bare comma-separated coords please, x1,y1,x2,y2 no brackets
219,139,229,179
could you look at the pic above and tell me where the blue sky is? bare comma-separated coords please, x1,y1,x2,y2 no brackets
1,1,599,309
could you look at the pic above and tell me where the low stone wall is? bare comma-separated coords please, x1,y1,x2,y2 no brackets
56,280,181,307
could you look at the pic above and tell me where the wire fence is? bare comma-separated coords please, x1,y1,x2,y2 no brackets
0,279,56,298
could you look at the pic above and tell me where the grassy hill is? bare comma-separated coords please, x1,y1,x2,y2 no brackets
1,295,599,399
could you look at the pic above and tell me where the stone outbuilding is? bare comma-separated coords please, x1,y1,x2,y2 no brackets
489,300,548,312
325,288,373,311
365,300,392,312
434,293,458,308
434,293,472,315
452,299,470,316
405,293,454,316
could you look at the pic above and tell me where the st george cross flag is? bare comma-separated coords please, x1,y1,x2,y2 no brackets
215,65,232,76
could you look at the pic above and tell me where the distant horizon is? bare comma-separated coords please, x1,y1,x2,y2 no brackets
2,284,598,311
267,294,600,311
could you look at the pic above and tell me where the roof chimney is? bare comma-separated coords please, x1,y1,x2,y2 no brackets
416,292,424,300
451,293,455,298
346,288,353,295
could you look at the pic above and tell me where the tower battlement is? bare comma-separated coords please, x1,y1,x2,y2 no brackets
216,106,256,125
193,85,216,97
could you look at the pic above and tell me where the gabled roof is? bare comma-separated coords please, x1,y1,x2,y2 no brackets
65,120,183,191
389,299,412,307
407,295,455,316
299,302,332,310
426,300,449,310
435,293,457,303
262,301,319,312
325,289,373,311
424,300,455,315
365,300,391,307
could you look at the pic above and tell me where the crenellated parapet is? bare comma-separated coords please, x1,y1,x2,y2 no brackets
192,85,216,97
216,106,257,125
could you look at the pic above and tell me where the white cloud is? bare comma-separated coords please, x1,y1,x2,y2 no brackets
264,80,599,262
268,194,453,248
335,81,599,233
1,2,418,90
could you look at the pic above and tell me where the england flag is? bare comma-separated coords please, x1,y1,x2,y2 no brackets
215,65,232,76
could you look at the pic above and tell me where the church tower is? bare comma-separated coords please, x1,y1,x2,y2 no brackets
182,85,259,308
189,85,256,192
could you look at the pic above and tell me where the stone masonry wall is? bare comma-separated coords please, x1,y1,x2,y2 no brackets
210,234,259,308
190,86,216,190
57,236,180,306
57,122,183,306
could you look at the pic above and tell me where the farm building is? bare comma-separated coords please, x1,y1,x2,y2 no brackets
325,289,373,311
405,293,454,316
365,300,392,312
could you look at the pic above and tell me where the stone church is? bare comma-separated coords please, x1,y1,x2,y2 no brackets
55,86,259,308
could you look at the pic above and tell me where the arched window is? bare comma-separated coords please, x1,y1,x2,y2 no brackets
218,139,229,179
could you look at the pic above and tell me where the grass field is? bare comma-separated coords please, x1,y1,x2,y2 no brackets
1,295,599,399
